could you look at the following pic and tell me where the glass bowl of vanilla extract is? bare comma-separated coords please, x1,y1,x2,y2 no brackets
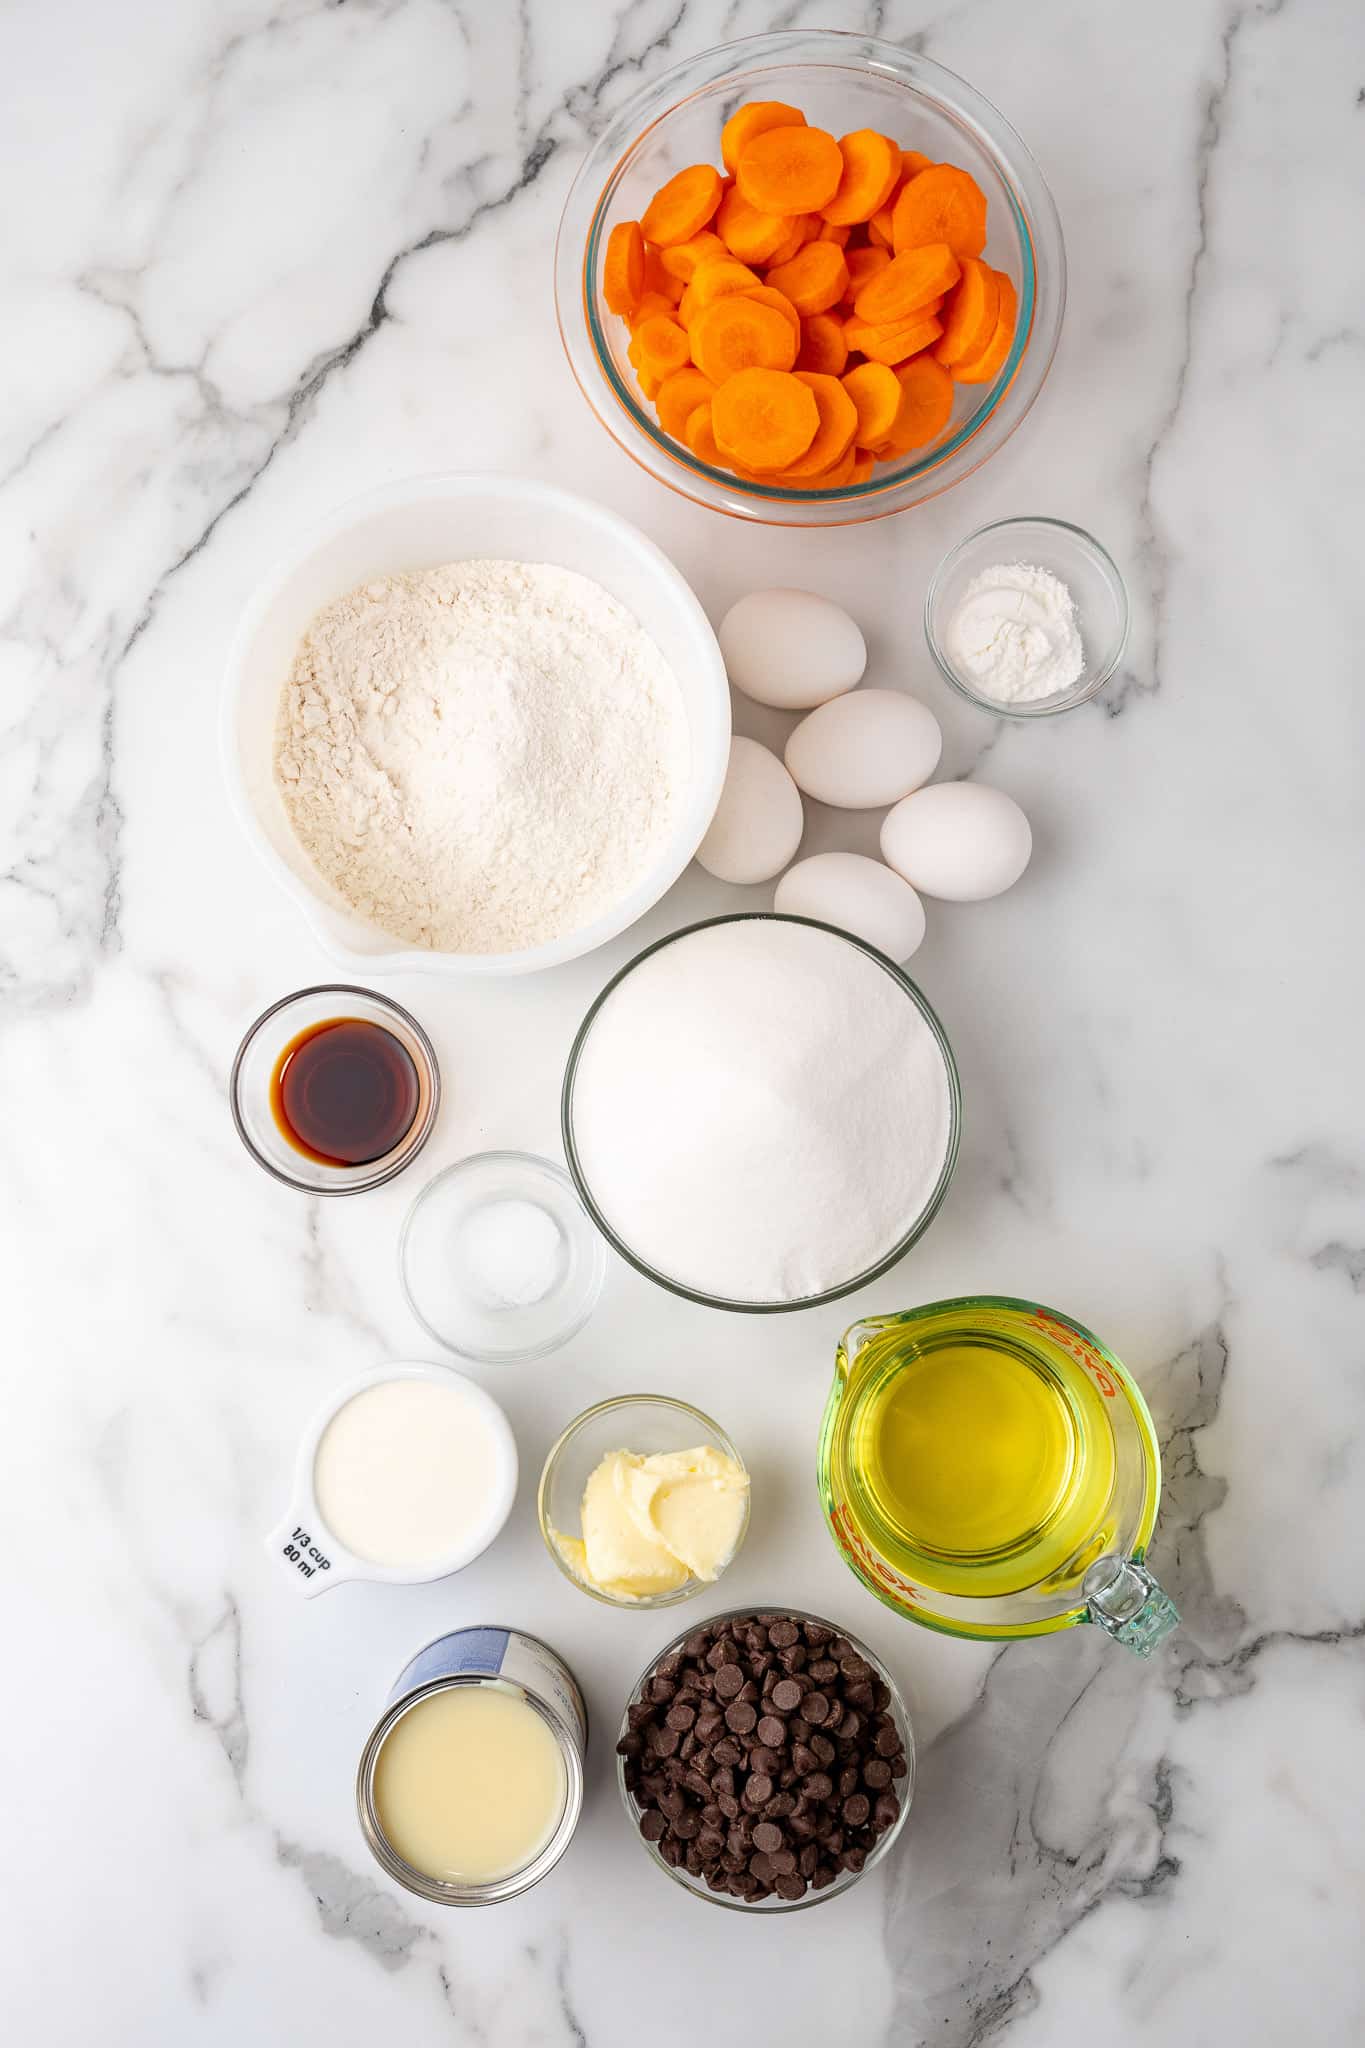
230,986,440,1195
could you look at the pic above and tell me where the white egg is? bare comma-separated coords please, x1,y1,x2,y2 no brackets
880,782,1032,902
718,589,866,710
784,689,942,809
775,852,926,962
695,736,804,884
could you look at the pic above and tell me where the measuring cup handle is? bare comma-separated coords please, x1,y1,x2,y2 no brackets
1082,1556,1179,1656
266,1513,345,1598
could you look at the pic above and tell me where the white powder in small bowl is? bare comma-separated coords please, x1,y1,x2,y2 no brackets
567,919,956,1305
944,559,1084,704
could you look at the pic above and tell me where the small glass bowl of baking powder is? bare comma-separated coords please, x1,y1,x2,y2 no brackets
399,1151,607,1363
925,516,1130,718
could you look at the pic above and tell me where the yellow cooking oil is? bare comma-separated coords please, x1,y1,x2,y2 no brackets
847,1326,1117,1598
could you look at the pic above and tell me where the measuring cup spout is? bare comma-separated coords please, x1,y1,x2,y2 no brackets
1082,1555,1179,1656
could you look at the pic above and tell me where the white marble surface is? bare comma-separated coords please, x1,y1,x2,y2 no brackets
3,1,1363,2042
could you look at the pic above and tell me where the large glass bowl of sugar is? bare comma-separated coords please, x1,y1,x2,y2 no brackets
561,914,960,1312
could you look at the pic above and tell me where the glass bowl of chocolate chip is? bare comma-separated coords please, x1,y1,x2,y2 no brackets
616,1607,914,1910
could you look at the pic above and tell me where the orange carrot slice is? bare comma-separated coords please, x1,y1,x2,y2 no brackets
845,244,892,298
933,255,1000,367
901,149,933,179
631,313,692,379
627,289,680,331
765,239,848,316
763,214,814,266
783,371,858,476
683,400,722,464
655,366,717,440
715,185,790,265
840,361,902,447
854,242,959,323
797,311,849,376
713,367,819,469
952,273,1018,383
821,130,903,227
737,125,843,216
604,221,645,315
742,284,801,344
690,295,797,383
636,365,662,400
882,354,954,451
891,163,988,258
642,246,685,302
685,257,761,310
642,163,723,246
854,311,943,365
867,204,895,249
659,230,727,281
721,101,805,176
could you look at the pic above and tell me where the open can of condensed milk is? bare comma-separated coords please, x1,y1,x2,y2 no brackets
357,1626,587,1906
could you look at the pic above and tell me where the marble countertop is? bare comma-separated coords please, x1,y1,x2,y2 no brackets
4,2,1363,2043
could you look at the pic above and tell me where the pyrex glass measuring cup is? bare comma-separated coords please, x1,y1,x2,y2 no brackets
818,1297,1179,1653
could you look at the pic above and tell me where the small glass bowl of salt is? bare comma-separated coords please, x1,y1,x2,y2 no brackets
399,1151,606,1363
924,516,1130,718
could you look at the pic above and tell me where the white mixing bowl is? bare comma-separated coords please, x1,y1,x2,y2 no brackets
220,474,731,975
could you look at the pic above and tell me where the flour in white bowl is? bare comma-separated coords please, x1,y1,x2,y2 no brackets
274,560,690,953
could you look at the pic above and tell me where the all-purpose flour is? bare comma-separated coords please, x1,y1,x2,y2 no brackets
274,560,690,952
569,919,954,1304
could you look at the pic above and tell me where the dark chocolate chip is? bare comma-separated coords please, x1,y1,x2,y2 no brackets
839,1764,860,1798
751,1821,784,1855
842,1793,870,1827
774,1870,807,1901
769,1848,797,1877
863,1758,892,1789
665,1701,696,1731
640,1809,666,1842
801,1691,830,1725
769,1677,804,1714
724,1701,757,1735
712,1737,742,1768
875,1723,900,1757
744,1773,774,1806
810,1733,836,1766
802,1772,833,1803
874,1792,900,1830
712,1663,744,1698
768,1620,799,1649
891,1753,908,1777
757,1715,786,1750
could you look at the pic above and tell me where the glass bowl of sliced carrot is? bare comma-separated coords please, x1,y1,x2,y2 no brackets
555,30,1065,526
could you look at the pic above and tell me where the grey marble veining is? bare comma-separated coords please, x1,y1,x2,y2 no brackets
2,1,1363,2043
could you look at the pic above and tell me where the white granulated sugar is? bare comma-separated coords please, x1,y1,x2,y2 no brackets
944,559,1085,704
274,560,690,953
570,919,954,1304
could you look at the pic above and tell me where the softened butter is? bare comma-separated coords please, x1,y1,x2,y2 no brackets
554,1446,747,1601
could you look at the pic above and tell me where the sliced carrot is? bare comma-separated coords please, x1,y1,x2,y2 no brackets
655,366,717,440
765,239,848,316
817,219,851,248
712,367,819,469
721,101,805,176
952,273,1018,383
631,313,692,380
781,441,859,490
845,244,891,298
659,230,727,281
821,129,903,226
797,311,849,376
867,204,895,249
737,124,843,216
854,242,959,323
782,371,858,476
933,255,1000,367
901,149,934,179
628,289,680,331
685,256,761,310
683,400,722,464
689,294,797,384
642,163,723,247
849,448,876,483
891,162,988,258
636,366,662,401
715,185,790,265
764,214,815,266
604,221,646,315
882,354,954,452
642,246,685,302
854,310,943,365
840,361,902,447
741,284,801,345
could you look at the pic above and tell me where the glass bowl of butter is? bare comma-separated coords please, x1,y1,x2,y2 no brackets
537,1394,750,1610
